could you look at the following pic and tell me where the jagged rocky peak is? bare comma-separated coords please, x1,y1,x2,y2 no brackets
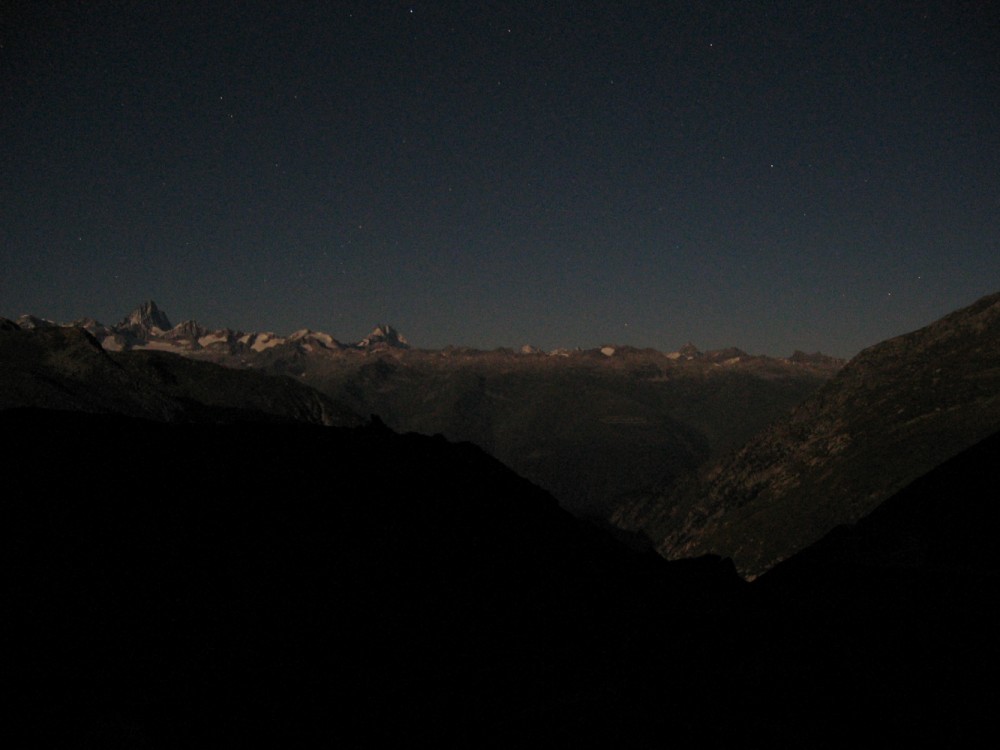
358,323,409,349
165,320,208,340
119,300,172,333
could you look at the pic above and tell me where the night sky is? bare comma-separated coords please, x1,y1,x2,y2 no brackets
3,2,998,357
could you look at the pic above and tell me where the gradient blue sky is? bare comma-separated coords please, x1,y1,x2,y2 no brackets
3,2,998,356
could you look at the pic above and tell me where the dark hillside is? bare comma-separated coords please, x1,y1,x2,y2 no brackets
5,409,998,745
3,410,746,746
752,429,1000,745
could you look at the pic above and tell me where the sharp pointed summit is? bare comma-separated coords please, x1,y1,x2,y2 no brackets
119,300,172,333
357,323,409,350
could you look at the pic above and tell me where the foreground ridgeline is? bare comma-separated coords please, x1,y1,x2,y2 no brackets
5,409,998,745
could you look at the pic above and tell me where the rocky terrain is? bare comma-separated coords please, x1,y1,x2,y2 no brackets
613,290,1000,577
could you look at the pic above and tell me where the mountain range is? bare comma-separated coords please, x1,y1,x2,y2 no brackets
0,320,360,426
13,299,413,357
4,370,998,745
5,300,841,519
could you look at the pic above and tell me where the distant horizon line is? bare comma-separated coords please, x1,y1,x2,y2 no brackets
5,300,849,362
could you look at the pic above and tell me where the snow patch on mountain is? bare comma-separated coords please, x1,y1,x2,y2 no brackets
249,333,284,352
198,332,229,347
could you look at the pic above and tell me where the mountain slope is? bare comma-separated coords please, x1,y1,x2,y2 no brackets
6,409,996,745
748,429,1000,744
762,427,1000,582
0,323,360,426
613,290,1000,577
3,409,747,746
313,353,833,518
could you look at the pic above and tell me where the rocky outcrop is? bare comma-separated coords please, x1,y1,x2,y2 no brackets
118,299,172,333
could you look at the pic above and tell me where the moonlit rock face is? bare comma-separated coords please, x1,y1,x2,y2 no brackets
286,330,341,350
309,331,339,348
166,320,206,340
601,346,615,357
120,301,172,333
